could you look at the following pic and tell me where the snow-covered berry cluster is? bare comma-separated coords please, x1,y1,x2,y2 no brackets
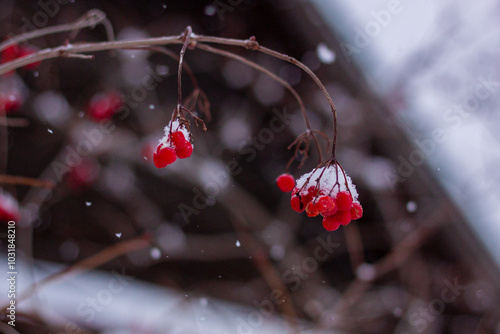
0,189,20,222
277,162,363,231
154,119,193,168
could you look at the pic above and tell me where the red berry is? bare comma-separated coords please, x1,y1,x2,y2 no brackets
300,186,318,207
350,202,363,220
336,191,353,211
0,93,22,114
290,195,304,212
171,131,187,150
154,146,177,168
19,45,41,70
87,92,122,121
176,141,193,159
0,190,20,222
332,210,352,226
67,159,100,190
305,201,320,217
322,215,341,231
316,196,337,214
1,44,20,64
276,173,295,192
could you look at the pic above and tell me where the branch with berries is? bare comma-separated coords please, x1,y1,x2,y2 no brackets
0,10,362,231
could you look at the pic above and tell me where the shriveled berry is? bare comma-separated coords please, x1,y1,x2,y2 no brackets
171,131,187,150
290,195,304,212
154,146,177,168
317,196,336,214
276,173,295,192
322,215,341,231
305,201,320,217
350,202,363,220
336,191,353,211
176,141,193,159
331,210,351,226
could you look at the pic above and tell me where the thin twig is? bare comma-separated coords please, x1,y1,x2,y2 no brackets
194,43,324,162
0,174,55,188
0,9,112,52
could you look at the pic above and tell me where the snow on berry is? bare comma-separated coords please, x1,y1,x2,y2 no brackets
0,189,20,222
154,118,193,168
291,161,362,231
276,173,295,192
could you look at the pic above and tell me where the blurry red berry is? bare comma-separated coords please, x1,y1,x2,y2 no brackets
154,146,177,168
171,131,187,150
0,92,22,114
87,92,122,121
290,195,304,212
1,44,20,64
276,173,295,192
176,141,193,159
141,142,156,162
336,191,353,211
350,202,363,220
305,201,320,217
322,215,341,232
67,159,100,190
0,190,20,222
18,45,41,70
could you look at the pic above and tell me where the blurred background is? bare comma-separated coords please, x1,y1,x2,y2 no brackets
0,0,499,333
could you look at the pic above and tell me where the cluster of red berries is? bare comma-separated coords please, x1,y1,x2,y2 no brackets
86,92,122,121
154,123,193,168
276,166,363,231
1,43,41,71
0,189,20,222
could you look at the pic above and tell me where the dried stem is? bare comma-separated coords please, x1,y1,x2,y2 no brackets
0,9,113,52
177,27,192,108
0,174,55,188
